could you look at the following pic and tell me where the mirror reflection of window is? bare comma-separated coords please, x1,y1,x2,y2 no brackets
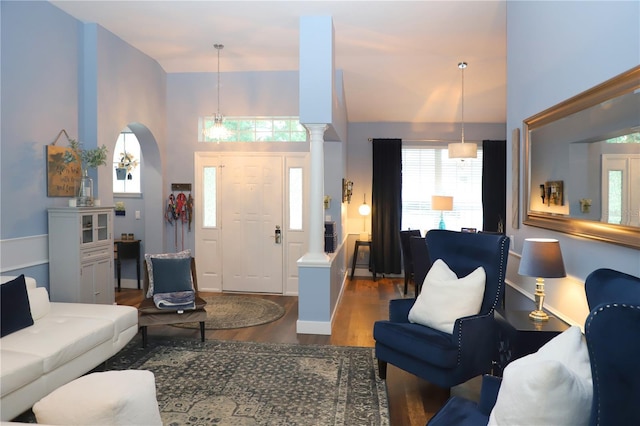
607,170,623,225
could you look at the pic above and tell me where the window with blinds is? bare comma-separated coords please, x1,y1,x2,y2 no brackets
401,145,483,232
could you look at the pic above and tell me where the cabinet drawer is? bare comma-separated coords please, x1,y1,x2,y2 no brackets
81,246,112,261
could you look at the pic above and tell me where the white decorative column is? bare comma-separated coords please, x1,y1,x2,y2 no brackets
297,16,335,335
303,123,329,262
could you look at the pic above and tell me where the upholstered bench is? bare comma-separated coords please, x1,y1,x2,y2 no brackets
33,370,162,425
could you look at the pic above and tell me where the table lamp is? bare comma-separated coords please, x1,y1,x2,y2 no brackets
358,194,371,241
431,195,453,230
518,238,566,322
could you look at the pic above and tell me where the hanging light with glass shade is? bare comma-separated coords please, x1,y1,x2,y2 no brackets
205,43,229,141
358,193,371,241
448,62,477,159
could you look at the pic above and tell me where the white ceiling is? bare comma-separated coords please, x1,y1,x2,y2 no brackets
51,0,507,124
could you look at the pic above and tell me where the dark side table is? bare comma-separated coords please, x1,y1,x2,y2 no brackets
494,309,570,375
350,240,376,281
114,239,141,291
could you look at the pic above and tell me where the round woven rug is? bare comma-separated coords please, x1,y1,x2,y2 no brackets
172,296,285,330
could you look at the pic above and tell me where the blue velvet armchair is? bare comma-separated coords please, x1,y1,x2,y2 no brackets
584,268,640,426
427,268,640,426
373,230,510,388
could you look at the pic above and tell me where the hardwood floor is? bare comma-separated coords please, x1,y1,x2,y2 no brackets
116,276,480,426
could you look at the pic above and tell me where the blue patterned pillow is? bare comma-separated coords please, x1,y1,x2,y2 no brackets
144,249,191,297
1,274,34,337
150,257,193,295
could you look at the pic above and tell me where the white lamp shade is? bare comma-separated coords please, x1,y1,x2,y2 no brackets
431,195,453,211
448,142,477,159
518,238,566,278
358,203,371,216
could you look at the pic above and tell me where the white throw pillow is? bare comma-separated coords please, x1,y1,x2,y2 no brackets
408,258,486,334
488,326,592,426
144,249,191,297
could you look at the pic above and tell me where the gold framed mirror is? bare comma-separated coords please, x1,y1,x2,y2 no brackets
523,65,640,249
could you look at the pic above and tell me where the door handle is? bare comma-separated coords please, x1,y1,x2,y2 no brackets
274,225,281,244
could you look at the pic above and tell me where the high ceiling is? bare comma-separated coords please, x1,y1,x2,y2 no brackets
51,0,507,124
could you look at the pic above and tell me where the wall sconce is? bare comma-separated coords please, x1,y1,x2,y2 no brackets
342,179,353,203
579,198,592,213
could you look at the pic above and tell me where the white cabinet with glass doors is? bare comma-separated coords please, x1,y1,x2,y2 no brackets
48,207,115,304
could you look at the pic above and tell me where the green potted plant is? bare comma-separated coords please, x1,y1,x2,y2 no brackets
116,151,138,180
63,139,108,206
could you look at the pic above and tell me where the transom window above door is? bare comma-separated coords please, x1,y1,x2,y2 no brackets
198,116,307,142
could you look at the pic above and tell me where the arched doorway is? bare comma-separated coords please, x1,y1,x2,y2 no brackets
110,123,163,289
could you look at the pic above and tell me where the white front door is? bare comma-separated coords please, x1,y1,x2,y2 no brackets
195,152,307,294
221,155,284,293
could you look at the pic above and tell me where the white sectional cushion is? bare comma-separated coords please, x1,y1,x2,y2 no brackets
0,350,44,397
1,276,51,321
27,287,51,321
1,275,37,289
0,316,114,373
49,303,138,342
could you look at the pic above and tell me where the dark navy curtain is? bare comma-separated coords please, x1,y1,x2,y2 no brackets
482,139,506,233
371,138,402,275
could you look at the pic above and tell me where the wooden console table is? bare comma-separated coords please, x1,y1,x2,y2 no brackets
350,240,376,281
114,239,141,291
494,309,570,375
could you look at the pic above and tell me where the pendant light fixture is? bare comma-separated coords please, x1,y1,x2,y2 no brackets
448,62,477,159
206,43,229,141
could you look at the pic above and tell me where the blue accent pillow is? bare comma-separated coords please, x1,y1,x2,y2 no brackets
1,274,34,337
150,257,193,294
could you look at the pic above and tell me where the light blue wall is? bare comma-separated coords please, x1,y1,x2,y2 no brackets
1,1,80,239
506,1,640,326
94,24,167,259
299,16,334,126
166,70,303,252
0,1,167,287
0,1,80,284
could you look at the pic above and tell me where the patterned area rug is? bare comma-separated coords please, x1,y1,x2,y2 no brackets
172,296,285,330
106,337,389,425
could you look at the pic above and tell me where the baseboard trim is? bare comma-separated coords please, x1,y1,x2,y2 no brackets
296,320,331,335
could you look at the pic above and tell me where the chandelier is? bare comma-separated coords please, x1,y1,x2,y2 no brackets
448,62,477,159
206,43,229,141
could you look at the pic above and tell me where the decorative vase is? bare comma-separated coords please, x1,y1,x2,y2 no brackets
77,169,94,207
116,167,127,180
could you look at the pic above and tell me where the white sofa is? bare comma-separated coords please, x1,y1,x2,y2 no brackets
0,276,138,421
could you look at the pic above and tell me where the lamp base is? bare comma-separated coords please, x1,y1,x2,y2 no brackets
529,309,549,322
